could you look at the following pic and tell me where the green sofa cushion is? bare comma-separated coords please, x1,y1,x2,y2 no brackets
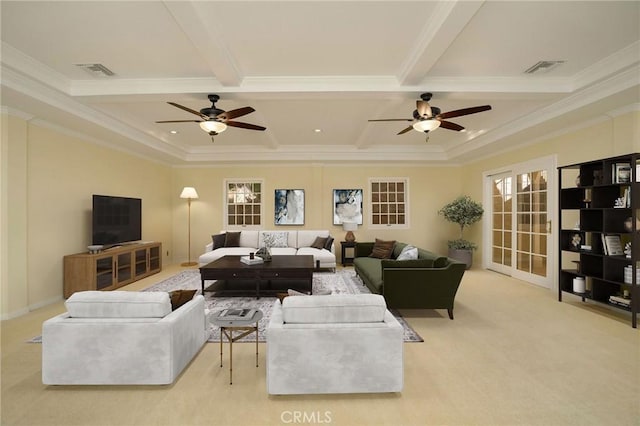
381,258,435,269
353,257,384,292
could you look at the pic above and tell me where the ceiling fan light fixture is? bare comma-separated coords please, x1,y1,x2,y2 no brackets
413,119,441,133
199,121,227,134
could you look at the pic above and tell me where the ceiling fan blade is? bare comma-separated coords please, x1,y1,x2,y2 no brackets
155,119,201,123
437,105,492,120
397,125,414,135
416,100,432,118
438,120,465,131
226,121,266,131
218,106,255,121
368,118,413,122
167,102,209,120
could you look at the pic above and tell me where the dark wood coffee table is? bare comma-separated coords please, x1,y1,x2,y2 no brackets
199,255,314,298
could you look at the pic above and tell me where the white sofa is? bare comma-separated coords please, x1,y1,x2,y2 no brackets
42,291,207,385
266,294,404,395
198,230,336,270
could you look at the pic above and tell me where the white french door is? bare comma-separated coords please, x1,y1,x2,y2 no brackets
484,156,557,288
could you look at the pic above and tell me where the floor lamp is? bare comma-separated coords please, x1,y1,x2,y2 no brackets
180,187,199,267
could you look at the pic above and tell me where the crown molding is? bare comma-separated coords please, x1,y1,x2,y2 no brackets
573,41,640,90
447,66,640,160
1,42,69,93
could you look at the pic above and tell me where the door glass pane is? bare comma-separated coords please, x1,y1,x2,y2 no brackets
504,249,512,266
517,251,530,272
532,234,547,256
532,255,547,277
490,174,512,267
515,169,548,277
517,213,531,232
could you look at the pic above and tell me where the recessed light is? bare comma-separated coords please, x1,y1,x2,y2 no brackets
314,129,322,133
170,130,178,134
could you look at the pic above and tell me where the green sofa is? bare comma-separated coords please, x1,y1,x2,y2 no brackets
353,241,466,319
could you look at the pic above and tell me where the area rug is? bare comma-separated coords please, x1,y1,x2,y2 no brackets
144,269,422,343
29,270,423,343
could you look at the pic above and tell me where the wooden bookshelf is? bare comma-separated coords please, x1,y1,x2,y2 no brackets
558,154,638,328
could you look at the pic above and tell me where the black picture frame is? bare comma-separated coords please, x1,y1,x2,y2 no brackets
274,189,304,225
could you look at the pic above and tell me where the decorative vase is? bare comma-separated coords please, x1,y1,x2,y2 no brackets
448,248,473,270
256,246,272,262
572,277,585,293
345,231,356,242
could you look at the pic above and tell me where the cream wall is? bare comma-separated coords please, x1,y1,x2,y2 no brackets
171,165,465,264
1,113,29,317
1,113,173,319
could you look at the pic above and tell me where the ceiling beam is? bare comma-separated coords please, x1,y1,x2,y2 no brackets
163,1,243,86
397,1,484,86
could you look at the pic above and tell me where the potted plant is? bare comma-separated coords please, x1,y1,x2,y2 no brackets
438,195,484,269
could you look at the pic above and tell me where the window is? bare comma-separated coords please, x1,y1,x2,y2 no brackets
369,178,409,228
224,180,263,228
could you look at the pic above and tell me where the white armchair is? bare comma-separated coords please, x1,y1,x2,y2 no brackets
42,291,207,385
266,294,403,394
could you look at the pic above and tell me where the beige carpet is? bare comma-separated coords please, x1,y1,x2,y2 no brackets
2,265,638,426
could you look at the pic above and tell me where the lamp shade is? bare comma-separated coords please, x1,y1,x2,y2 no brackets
180,187,199,199
413,119,441,133
342,222,358,231
199,121,227,134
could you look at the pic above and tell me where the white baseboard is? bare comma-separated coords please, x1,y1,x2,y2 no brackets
0,295,63,321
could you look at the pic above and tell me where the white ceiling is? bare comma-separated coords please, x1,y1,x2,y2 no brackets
1,1,639,166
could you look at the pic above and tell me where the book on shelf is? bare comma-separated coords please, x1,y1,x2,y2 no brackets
219,308,257,320
604,234,624,256
600,234,608,255
613,162,631,183
240,255,263,265
609,295,631,307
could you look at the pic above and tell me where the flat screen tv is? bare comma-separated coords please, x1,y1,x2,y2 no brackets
92,195,142,246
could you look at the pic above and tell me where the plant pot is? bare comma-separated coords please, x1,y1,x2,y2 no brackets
448,248,473,270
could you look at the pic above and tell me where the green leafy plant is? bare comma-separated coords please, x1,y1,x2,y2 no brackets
438,196,484,250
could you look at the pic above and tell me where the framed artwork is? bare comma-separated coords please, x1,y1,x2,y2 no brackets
613,163,631,183
274,189,304,225
333,189,363,225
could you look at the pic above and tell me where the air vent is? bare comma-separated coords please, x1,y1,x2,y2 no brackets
75,63,115,77
524,60,565,74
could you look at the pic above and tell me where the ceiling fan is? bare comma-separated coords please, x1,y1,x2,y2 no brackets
156,94,266,142
368,93,491,139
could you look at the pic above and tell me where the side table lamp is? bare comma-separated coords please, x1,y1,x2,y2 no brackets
343,222,358,243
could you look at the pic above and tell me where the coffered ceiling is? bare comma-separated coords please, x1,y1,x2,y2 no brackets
1,1,639,165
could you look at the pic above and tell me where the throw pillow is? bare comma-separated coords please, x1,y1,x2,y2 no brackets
212,233,226,250
324,236,334,251
397,245,418,260
369,238,396,259
224,231,241,247
262,231,289,248
168,289,197,311
311,236,328,249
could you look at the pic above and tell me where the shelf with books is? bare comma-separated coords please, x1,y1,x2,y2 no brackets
558,153,639,328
